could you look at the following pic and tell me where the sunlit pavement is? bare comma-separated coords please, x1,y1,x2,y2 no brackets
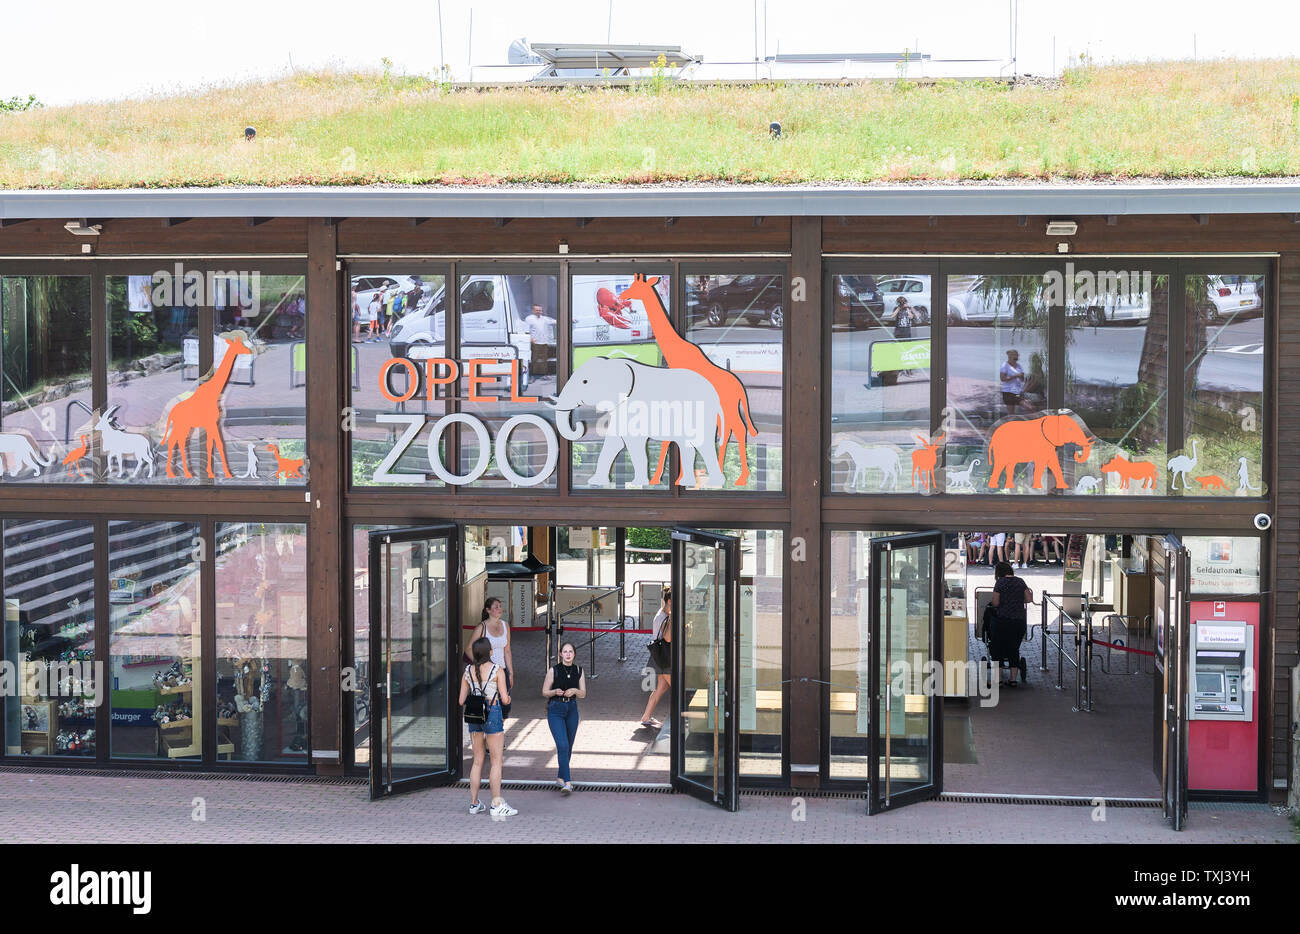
0,771,1290,844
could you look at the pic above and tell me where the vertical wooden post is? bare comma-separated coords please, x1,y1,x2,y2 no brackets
307,219,344,774
1274,254,1299,801
789,217,823,787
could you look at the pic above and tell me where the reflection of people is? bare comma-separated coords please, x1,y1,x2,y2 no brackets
525,304,554,376
639,588,672,730
991,561,1032,685
893,296,914,339
999,349,1025,414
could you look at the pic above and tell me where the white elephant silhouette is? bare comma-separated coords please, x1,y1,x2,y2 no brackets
553,357,725,488
829,438,900,491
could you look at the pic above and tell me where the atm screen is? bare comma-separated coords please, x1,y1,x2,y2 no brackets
1196,671,1225,696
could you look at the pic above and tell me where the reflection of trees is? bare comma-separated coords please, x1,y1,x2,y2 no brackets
2,276,92,398
973,273,1167,453
1182,273,1264,470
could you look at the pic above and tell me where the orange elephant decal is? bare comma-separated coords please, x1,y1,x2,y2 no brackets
987,412,1094,490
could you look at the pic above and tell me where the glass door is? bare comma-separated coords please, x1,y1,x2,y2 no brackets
670,527,739,811
868,531,944,814
1158,534,1191,830
369,524,460,800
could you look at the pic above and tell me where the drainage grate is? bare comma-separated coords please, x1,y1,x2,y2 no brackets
454,778,673,793
939,791,1160,808
743,788,866,799
0,765,365,786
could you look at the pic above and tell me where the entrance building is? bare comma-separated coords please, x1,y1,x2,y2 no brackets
0,186,1293,827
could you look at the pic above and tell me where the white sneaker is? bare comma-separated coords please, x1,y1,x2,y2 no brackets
561,782,573,796
490,800,518,818
468,801,487,814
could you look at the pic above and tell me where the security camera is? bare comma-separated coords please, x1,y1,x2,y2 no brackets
1253,513,1272,531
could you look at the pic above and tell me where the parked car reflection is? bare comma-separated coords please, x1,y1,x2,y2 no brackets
685,274,784,328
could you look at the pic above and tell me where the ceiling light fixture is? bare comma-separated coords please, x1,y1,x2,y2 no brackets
63,219,102,236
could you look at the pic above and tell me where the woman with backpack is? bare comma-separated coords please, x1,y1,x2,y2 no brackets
459,635,517,817
638,587,671,730
542,641,586,795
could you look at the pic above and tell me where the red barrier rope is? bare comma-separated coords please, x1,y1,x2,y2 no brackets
1092,638,1155,657
556,626,653,634
459,624,653,634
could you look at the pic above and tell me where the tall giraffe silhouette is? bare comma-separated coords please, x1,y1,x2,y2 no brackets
618,275,758,486
161,333,252,479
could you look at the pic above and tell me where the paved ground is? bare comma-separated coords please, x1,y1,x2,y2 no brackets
0,770,1290,844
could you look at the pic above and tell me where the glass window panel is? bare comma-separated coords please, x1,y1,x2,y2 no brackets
0,276,92,484
679,540,728,789
708,528,783,778
685,274,783,492
945,274,1050,495
4,519,96,757
457,273,558,488
349,273,447,488
555,526,616,588
350,523,383,768
1185,535,1261,595
106,276,201,485
215,522,308,763
1183,272,1267,497
1065,270,1169,495
878,541,933,793
828,529,898,779
208,274,307,485
829,273,931,493
108,520,202,760
567,273,668,491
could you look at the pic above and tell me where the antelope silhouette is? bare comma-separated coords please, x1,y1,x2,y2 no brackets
911,433,945,492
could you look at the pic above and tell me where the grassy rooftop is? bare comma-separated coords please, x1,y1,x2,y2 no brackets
3,59,1300,188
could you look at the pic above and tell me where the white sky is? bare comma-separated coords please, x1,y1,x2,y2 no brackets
5,0,1299,105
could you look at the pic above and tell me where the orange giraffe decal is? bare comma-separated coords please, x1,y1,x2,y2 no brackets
265,444,306,479
1193,474,1228,491
618,274,758,486
62,434,91,479
910,433,944,491
161,334,252,479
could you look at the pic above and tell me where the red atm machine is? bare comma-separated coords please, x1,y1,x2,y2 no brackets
1187,601,1259,793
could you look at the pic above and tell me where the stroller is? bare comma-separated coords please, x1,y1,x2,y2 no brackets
977,591,1028,685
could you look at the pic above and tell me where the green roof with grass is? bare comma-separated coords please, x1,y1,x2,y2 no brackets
3,59,1300,189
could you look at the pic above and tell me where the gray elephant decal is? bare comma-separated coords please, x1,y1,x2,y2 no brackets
553,356,725,487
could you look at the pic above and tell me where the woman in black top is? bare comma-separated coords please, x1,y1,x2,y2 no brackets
542,641,586,795
991,561,1033,685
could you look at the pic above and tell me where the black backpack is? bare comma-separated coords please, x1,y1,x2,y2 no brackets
464,663,495,724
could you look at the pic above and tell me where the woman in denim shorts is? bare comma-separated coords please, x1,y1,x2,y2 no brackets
459,636,516,817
